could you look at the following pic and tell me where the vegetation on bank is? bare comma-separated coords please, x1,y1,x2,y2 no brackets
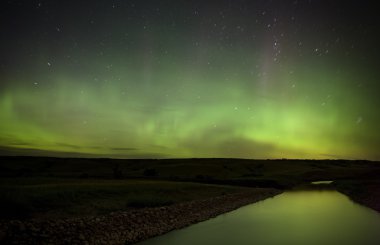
1,157,379,188
0,178,251,219
334,179,380,212
1,156,380,220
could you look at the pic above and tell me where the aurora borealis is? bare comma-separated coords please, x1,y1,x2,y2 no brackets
1,1,379,160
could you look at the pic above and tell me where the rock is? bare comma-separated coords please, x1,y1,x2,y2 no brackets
1,190,281,245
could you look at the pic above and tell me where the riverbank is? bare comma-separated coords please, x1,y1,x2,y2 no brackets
336,181,380,213
0,178,255,220
0,188,281,244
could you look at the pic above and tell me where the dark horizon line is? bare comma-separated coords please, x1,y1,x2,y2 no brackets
0,154,377,162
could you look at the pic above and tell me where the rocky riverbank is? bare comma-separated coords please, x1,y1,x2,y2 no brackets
0,188,281,245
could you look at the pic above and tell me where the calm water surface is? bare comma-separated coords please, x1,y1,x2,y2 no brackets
138,190,380,245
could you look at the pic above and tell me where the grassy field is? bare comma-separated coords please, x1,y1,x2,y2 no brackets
1,156,380,219
0,177,251,219
1,157,379,187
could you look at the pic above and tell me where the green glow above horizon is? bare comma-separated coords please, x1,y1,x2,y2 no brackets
1,1,379,160
1,60,378,160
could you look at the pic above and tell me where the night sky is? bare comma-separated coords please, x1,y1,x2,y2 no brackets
1,1,379,160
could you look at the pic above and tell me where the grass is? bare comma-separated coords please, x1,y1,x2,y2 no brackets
0,177,250,219
1,157,379,219
1,157,378,186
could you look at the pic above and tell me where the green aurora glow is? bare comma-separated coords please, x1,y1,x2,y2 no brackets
1,1,379,159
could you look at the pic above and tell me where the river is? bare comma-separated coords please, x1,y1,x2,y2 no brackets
138,190,380,245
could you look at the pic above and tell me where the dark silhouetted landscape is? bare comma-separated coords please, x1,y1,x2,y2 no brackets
1,157,380,244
